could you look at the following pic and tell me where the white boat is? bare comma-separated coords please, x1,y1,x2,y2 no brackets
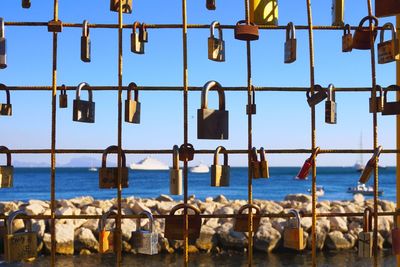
354,133,364,172
189,163,209,173
347,182,383,196
307,186,325,197
354,162,363,172
130,156,169,170
88,167,98,172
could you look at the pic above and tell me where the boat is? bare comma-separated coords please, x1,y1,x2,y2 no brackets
189,163,209,173
88,167,98,172
347,182,383,196
130,156,169,170
354,132,364,172
307,186,325,197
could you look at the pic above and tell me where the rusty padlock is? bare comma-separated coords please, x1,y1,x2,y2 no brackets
0,146,13,188
259,147,270,178
139,23,148,43
98,145,129,189
378,22,399,64
59,84,68,109
197,81,229,139
72,82,95,123
81,20,91,63
0,85,12,116
131,22,144,54
352,16,378,50
98,209,117,254
359,146,382,184
208,21,225,62
234,20,259,41
306,85,328,107
284,22,297,64
110,0,132,14
169,145,182,195
325,84,337,124
251,147,261,179
342,24,353,52
125,82,141,124
131,211,158,255
369,85,384,113
392,209,400,255
22,0,31,8
179,143,195,162
331,0,344,26
375,0,400,18
47,20,63,33
250,0,278,26
358,207,374,258
0,18,6,69
206,0,216,10
383,85,400,115
233,204,261,232
211,146,230,187
296,147,320,180
164,204,202,241
246,85,257,115
283,210,305,250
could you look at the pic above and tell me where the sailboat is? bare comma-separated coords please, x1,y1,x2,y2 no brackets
354,133,364,172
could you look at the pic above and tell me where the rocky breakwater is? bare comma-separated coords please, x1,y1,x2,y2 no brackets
0,193,396,255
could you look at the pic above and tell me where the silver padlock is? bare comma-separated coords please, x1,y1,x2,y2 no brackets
169,145,182,195
284,22,296,63
81,20,91,62
211,146,230,187
131,21,144,54
325,84,337,124
131,211,158,255
72,82,95,123
0,84,12,116
0,18,6,69
378,22,399,64
208,21,225,62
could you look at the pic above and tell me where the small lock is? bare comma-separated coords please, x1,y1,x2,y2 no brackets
331,0,344,26
284,22,297,64
246,86,257,115
72,82,95,123
59,84,68,109
369,85,384,113
98,146,129,189
251,147,261,179
382,85,400,115
206,0,216,10
211,146,230,187
131,22,144,54
234,20,259,41
0,18,7,69
259,147,269,178
325,84,337,124
208,21,225,62
131,211,158,255
125,82,141,124
179,143,195,162
233,204,261,232
139,23,148,43
110,0,132,13
81,20,91,63
47,20,63,33
358,207,374,258
342,24,353,52
353,16,378,50
169,145,182,195
22,0,31,8
164,204,202,241
378,22,399,64
0,146,13,188
250,0,278,26
306,84,328,107
0,85,12,116
359,146,382,184
98,210,117,254
392,209,400,255
283,210,305,250
296,147,320,180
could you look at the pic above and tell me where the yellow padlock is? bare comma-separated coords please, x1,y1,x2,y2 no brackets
249,0,278,26
98,209,117,254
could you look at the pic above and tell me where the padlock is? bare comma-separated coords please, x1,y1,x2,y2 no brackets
4,210,37,262
131,21,144,55
211,146,230,187
164,204,201,241
352,16,378,50
110,0,133,14
0,85,12,116
325,84,337,124
234,20,259,41
0,18,7,69
47,20,63,33
99,145,129,189
139,23,148,43
342,24,353,52
0,218,5,254
197,81,229,140
259,147,270,178
206,0,216,10
284,22,296,64
169,145,182,195
81,20,91,63
383,85,400,115
376,0,400,18
233,204,261,232
359,146,382,184
283,210,305,250
179,143,195,162
72,82,95,123
378,22,399,64
98,210,117,254
131,211,158,255
59,84,68,109
358,207,373,258
251,147,261,179
22,0,31,8
0,146,13,188
306,84,328,107
296,147,320,180
246,86,257,115
331,0,344,27
392,209,400,255
208,21,225,62
369,85,384,113
125,82,141,124
249,0,278,26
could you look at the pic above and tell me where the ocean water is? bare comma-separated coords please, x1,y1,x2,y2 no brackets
0,167,396,202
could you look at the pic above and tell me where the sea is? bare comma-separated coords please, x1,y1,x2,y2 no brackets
0,167,397,202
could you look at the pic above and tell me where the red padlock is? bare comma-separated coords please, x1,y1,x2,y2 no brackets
392,210,400,254
296,147,320,180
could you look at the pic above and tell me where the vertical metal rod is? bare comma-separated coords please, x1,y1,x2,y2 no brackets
397,15,400,267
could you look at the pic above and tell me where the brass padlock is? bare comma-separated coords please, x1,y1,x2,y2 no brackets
47,20,63,33
358,207,373,258
383,85,400,115
169,145,182,195
251,147,261,179
81,20,91,63
178,143,195,162
306,84,327,107
99,145,129,189
352,16,378,50
0,85,12,116
259,147,270,178
234,20,259,41
131,211,158,255
331,0,344,26
22,0,31,8
197,81,229,140
250,0,278,26
359,146,382,184
208,21,225,62
246,85,257,115
4,210,37,262
233,204,261,232
284,22,296,64
206,0,216,10
211,146,230,187
110,0,132,14
376,0,400,18
369,85,384,113
0,146,13,188
342,24,353,52
98,209,117,254
164,204,201,241
131,22,144,54
59,84,68,109
125,82,141,124
139,23,148,43
0,18,7,69
378,22,399,64
325,84,337,124
392,209,400,255
72,82,95,123
283,210,305,250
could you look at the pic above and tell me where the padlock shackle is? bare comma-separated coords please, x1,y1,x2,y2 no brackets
372,145,383,159
101,145,127,168
380,22,396,44
309,147,320,162
384,85,400,103
172,145,179,170
237,204,260,215
136,211,154,233
327,84,335,102
201,80,225,110
0,146,11,166
214,146,228,166
375,85,383,98
139,23,147,42
343,24,351,35
288,209,301,228
60,84,67,95
169,203,201,215
132,21,141,33
0,18,4,38
358,16,378,28
7,210,32,235
251,85,256,106
210,21,223,40
259,147,267,162
285,22,295,41
236,20,256,27
99,209,117,231
75,82,92,102
251,147,258,162
127,82,139,102
82,20,89,37
0,84,10,105
306,84,325,100
363,207,373,232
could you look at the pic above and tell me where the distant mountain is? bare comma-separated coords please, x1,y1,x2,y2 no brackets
13,160,50,167
62,157,102,167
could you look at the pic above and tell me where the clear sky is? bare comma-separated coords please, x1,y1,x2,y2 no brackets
0,0,398,167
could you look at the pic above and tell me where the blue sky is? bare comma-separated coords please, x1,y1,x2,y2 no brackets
0,0,399,167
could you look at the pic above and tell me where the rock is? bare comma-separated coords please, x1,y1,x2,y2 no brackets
159,237,174,253
217,223,247,250
32,219,46,237
379,200,396,212
81,206,103,215
82,219,100,233
56,207,74,216
325,231,352,250
301,217,312,232
143,199,158,209
93,200,114,213
70,196,94,208
215,206,234,224
1,202,19,214
205,197,213,203
121,219,136,241
254,223,281,252
307,226,327,250
353,194,364,204
28,200,50,209
131,201,152,214
329,217,348,232
188,245,199,253
79,249,91,255
43,223,74,254
58,200,75,209
24,203,46,216
213,195,229,205
75,227,99,252
156,194,174,202
262,201,284,214
284,194,312,203
195,225,217,251
156,202,176,215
